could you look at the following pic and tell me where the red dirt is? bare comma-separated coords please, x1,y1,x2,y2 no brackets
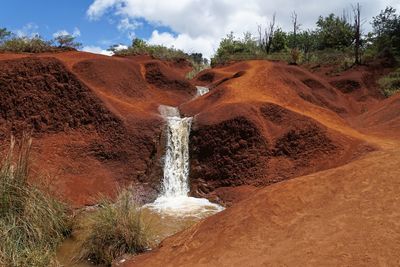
0,51,195,206
181,61,373,200
123,60,400,267
2,51,400,266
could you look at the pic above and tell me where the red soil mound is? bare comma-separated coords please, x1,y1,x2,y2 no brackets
0,52,196,206
0,57,120,134
181,60,372,201
354,93,400,138
125,146,400,267
188,102,369,200
145,61,196,96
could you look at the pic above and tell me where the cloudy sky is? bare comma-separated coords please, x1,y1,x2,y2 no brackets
1,0,399,57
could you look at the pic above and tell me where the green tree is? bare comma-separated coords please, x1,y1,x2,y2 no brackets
316,13,354,49
0,28,11,44
297,30,318,61
132,38,148,49
54,34,81,49
211,32,259,65
271,28,287,52
371,7,400,55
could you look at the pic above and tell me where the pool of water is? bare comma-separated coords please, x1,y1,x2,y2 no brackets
56,198,223,266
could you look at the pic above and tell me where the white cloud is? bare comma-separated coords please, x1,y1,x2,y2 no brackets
73,27,81,37
148,30,216,58
15,23,39,38
87,0,397,57
53,27,81,38
112,44,129,51
117,18,141,31
82,45,113,56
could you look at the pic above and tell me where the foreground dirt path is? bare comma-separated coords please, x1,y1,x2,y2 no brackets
124,138,400,266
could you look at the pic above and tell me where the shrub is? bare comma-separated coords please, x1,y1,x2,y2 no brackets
113,38,188,61
0,36,54,53
186,61,209,79
77,188,152,266
289,48,302,65
378,68,400,97
54,34,81,49
0,135,72,267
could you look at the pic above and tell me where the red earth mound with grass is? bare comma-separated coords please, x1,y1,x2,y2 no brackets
2,51,400,266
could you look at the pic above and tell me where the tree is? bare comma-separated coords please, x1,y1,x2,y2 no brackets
271,28,287,52
0,28,11,44
316,13,354,49
371,7,400,55
258,13,276,54
297,30,318,61
290,11,301,48
353,3,362,64
54,34,81,49
132,38,147,49
189,53,204,65
211,32,258,65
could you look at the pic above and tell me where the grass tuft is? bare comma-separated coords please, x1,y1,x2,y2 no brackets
0,134,72,267
77,188,152,266
378,68,400,97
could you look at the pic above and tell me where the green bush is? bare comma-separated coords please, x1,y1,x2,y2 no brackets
0,36,54,53
77,188,152,266
54,34,81,49
378,68,400,97
113,38,188,61
186,61,209,79
0,135,72,267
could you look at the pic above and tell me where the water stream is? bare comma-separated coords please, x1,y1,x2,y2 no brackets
196,86,210,96
145,105,223,217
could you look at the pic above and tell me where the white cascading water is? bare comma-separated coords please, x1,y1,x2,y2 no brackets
161,115,192,197
196,86,209,96
146,104,223,217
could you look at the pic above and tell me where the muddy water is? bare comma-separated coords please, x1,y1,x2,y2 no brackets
56,205,221,266
57,237,103,267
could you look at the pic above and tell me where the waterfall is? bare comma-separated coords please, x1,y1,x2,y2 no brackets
146,104,223,216
196,86,209,96
162,114,192,197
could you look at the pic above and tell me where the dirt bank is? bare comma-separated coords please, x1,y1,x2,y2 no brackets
0,52,195,206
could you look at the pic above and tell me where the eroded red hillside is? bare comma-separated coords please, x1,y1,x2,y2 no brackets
0,51,195,206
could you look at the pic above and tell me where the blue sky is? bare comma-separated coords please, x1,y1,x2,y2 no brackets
0,0,174,54
1,0,399,57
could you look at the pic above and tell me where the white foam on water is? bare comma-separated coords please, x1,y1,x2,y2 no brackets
196,86,209,96
158,105,180,118
146,196,223,218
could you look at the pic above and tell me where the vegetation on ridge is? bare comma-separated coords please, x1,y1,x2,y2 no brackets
0,27,81,53
378,68,400,97
211,5,400,70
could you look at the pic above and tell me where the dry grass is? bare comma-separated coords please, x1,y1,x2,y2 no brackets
0,135,72,267
378,68,400,97
77,188,152,266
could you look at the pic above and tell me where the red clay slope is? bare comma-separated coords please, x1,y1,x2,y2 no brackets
125,143,400,267
124,61,400,266
0,51,196,206
181,61,374,202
